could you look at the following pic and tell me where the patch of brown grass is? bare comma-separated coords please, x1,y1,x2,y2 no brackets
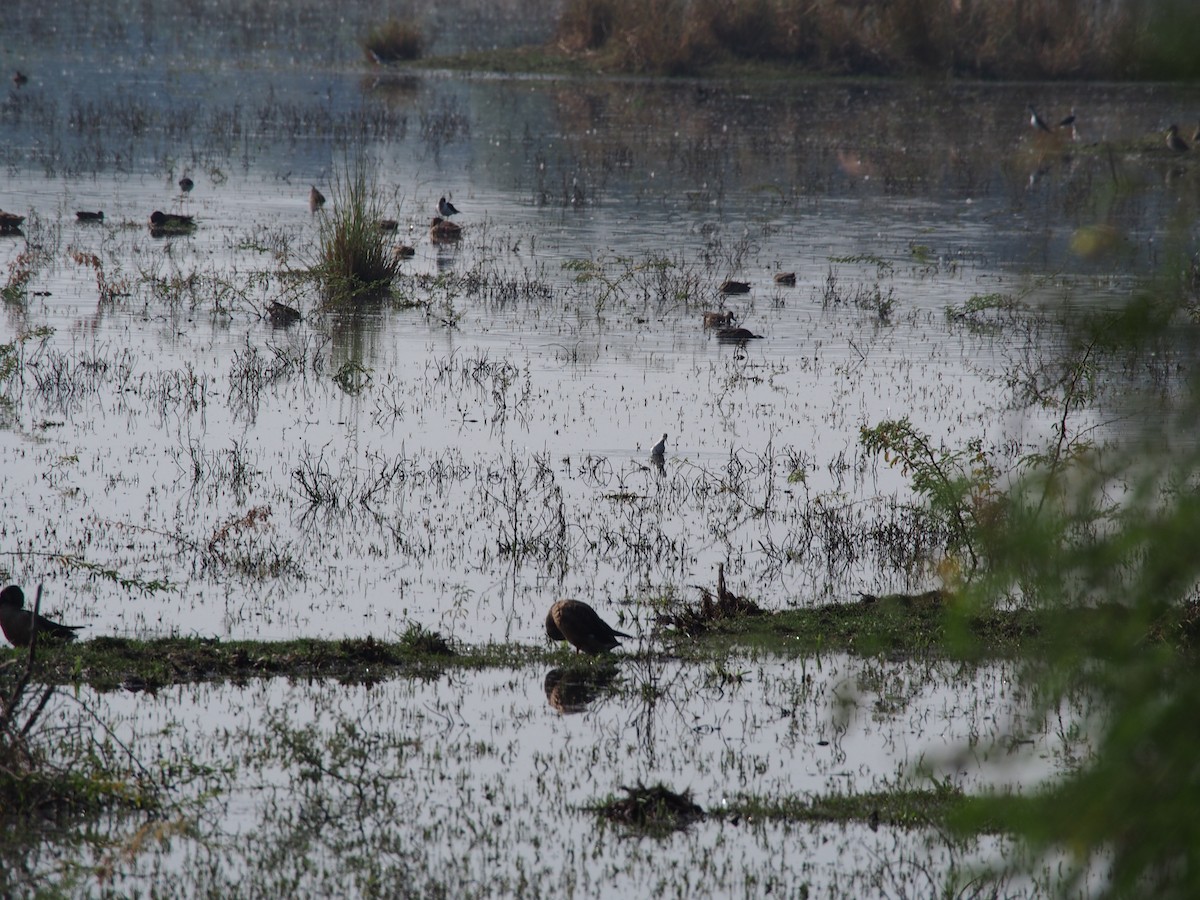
555,0,1145,78
364,19,424,64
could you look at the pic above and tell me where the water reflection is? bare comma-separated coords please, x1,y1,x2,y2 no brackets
543,663,619,714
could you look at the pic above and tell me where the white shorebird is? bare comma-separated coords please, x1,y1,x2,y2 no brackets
1027,105,1051,133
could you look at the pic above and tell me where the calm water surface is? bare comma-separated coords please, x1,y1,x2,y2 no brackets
3,3,1181,895
5,53,1195,641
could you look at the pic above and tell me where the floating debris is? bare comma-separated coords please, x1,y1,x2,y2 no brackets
591,782,705,833
657,564,764,635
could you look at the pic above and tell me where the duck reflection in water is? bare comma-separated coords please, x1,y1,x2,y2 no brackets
543,663,620,714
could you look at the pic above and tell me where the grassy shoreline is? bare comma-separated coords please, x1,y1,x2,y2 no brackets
7,595,1196,689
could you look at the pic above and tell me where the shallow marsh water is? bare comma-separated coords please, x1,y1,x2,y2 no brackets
14,654,1093,896
5,64,1198,641
1,2,1197,895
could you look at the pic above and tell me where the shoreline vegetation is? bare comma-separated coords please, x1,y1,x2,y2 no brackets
3,594,1197,690
371,0,1200,80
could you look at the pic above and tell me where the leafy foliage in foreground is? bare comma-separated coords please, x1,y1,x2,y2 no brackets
868,245,1200,895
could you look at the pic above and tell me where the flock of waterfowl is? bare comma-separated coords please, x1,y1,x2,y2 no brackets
1027,101,1200,153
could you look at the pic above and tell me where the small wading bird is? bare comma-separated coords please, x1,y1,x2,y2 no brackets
178,176,194,193
429,216,462,242
1028,105,1051,133
1166,124,1189,153
1058,107,1078,140
651,433,667,458
309,185,326,209
774,272,796,286
546,599,632,655
437,196,460,217
0,585,82,648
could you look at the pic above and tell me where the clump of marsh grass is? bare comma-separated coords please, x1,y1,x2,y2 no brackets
591,782,706,835
363,18,424,64
316,163,401,304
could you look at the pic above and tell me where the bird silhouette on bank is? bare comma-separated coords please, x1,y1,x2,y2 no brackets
0,585,82,648
546,599,632,655
438,196,460,217
651,433,667,459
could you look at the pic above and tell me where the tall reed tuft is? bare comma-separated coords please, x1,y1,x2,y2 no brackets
316,161,400,304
